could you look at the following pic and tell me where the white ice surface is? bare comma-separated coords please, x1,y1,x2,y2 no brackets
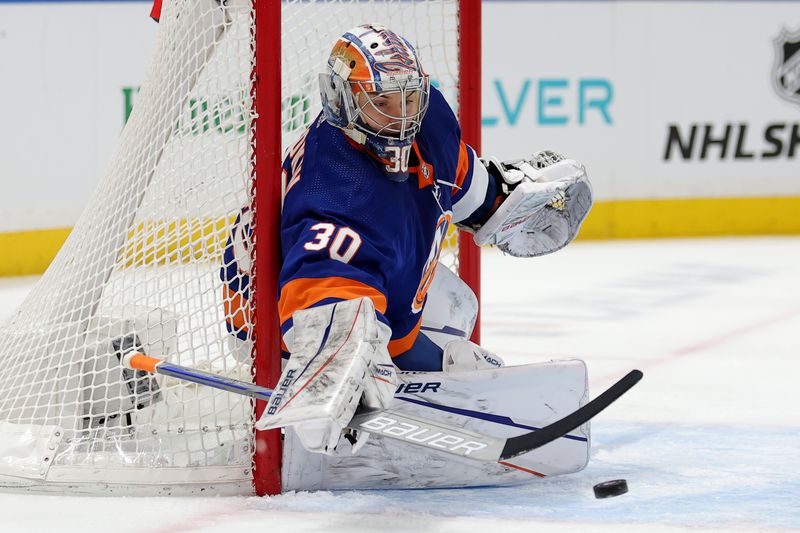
1,238,798,532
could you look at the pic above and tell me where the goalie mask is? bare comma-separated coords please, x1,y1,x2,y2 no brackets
319,24,430,182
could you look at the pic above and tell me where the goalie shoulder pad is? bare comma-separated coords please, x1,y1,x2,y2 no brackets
474,157,593,257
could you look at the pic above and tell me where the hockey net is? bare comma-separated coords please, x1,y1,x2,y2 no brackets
0,0,478,495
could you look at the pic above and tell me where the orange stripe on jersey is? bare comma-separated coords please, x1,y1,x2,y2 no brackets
388,316,422,357
223,285,251,333
279,276,388,326
454,140,470,191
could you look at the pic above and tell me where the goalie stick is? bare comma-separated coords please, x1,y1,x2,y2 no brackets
122,352,642,462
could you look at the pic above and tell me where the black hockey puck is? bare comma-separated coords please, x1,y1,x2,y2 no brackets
593,479,628,499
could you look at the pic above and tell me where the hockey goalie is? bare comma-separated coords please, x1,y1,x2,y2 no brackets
221,24,595,490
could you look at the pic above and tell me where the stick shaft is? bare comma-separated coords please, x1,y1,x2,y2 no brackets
125,353,273,402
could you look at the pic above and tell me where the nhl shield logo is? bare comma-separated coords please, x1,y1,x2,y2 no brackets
773,28,800,105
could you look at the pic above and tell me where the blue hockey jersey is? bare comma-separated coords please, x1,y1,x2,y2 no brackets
222,86,495,360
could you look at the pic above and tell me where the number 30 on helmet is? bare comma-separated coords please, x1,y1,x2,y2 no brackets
318,24,431,181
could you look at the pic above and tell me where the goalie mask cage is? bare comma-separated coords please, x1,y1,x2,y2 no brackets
0,0,480,496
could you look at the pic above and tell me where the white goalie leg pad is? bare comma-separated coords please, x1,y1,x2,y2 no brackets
256,297,396,454
419,263,478,349
442,340,504,373
282,359,590,491
474,158,593,257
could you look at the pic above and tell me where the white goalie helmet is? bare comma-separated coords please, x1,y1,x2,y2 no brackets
319,24,431,181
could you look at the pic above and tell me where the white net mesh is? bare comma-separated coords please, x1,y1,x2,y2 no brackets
0,0,461,495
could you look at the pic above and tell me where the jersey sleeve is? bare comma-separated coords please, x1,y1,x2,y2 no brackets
451,141,497,225
451,142,501,229
424,85,498,225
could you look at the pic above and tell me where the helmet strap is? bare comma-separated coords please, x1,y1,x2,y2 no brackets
343,126,367,145
331,58,352,79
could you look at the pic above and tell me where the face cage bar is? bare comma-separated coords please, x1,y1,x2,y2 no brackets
349,77,430,140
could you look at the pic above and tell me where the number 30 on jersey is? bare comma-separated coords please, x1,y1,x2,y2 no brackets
385,145,411,173
304,222,362,263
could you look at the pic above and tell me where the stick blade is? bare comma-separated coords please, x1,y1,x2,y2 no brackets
499,369,643,461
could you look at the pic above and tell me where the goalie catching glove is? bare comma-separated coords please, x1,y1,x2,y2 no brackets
471,150,593,257
255,297,396,455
